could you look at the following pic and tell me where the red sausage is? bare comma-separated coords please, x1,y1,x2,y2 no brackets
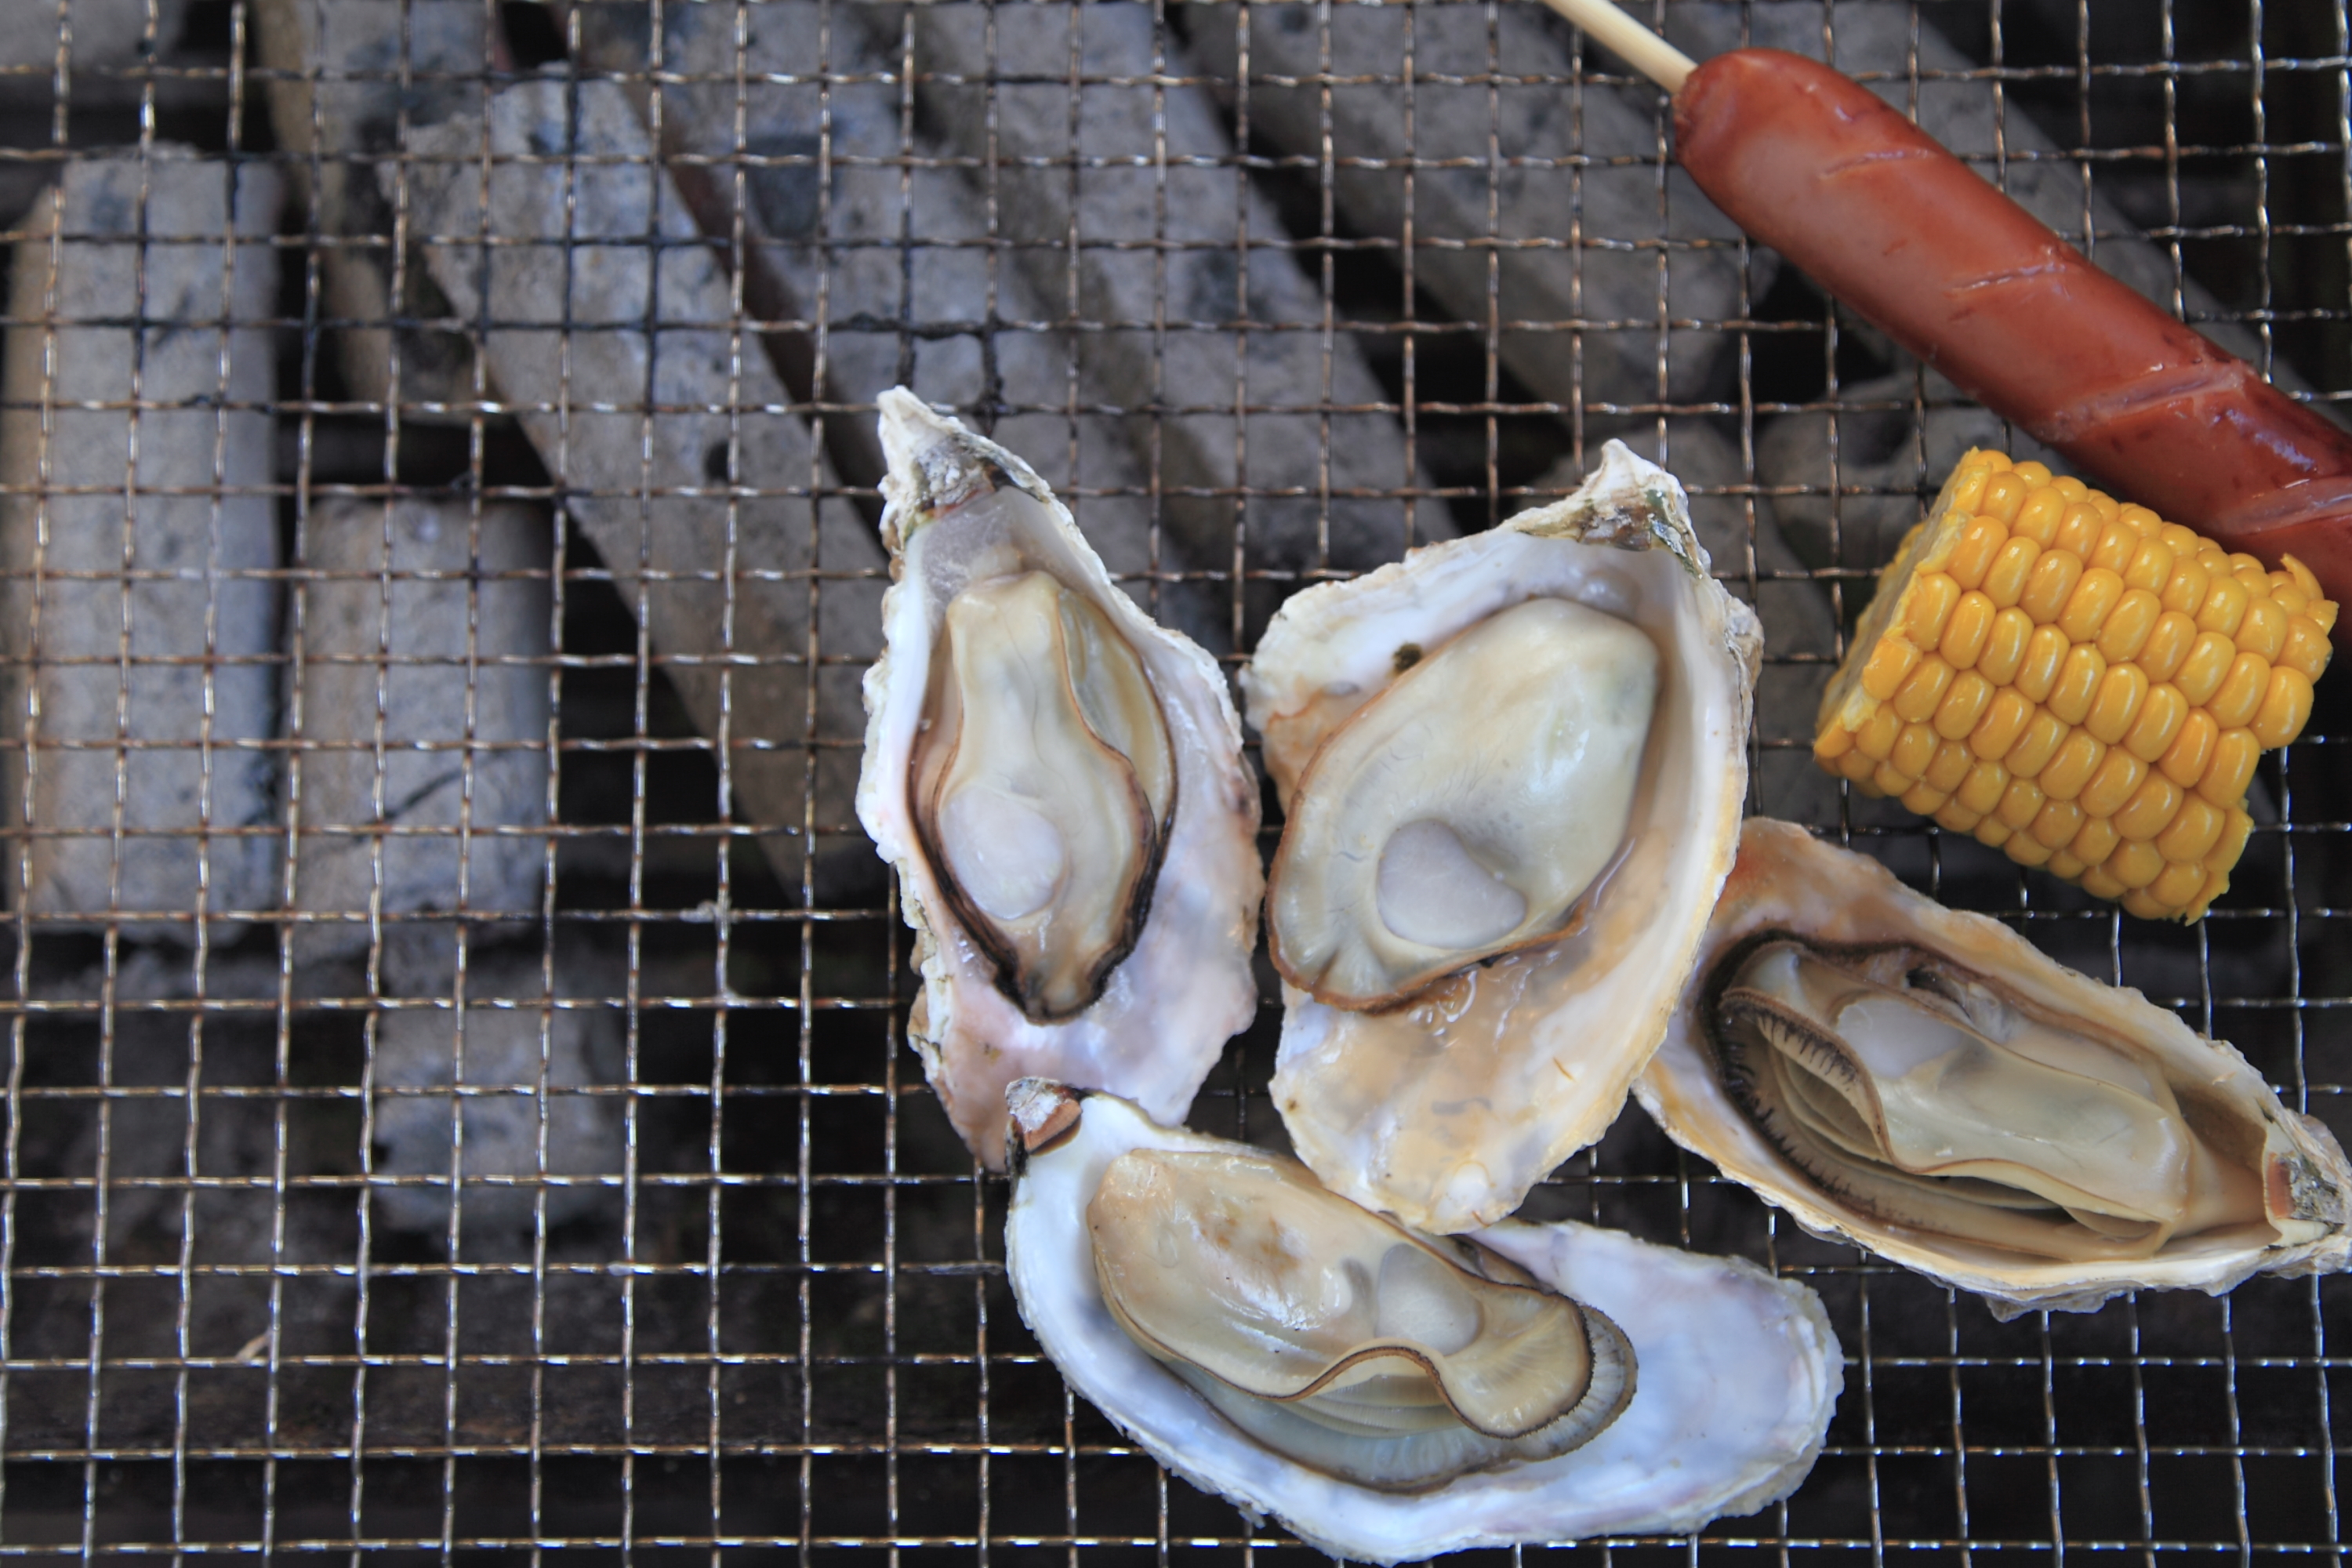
1675,49,2352,602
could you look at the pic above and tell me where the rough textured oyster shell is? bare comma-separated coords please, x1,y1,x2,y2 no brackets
856,391,1262,1167
1639,818,2352,1316
1004,1080,1840,1563
1241,441,1762,1232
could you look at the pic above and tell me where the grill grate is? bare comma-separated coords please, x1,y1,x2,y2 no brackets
0,0,2347,1559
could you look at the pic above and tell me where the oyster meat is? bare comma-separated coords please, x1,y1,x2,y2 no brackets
857,391,1262,1165
1640,818,2352,1314
1005,1080,1841,1562
1243,441,1762,1232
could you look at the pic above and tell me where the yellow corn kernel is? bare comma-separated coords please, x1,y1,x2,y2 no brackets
2031,797,2086,850
2281,614,2332,681
2252,666,2314,749
2012,486,2067,545
1902,781,1950,815
2206,807,2255,873
2284,554,2325,601
2112,774,2186,842
2015,623,2071,702
1936,801,1986,834
2053,502,2104,561
2207,651,2271,729
2146,858,2210,913
2078,749,2150,818
1873,761,1912,797
1969,689,2035,762
2047,850,2088,880
2237,595,2286,662
1949,462,1995,514
1854,704,1903,760
1860,638,1921,701
2198,574,2250,638
1947,517,2009,589
1980,471,2031,523
2004,710,2069,778
1837,749,1880,784
1997,778,2046,830
2096,587,2162,663
1940,591,1997,669
2019,548,2083,622
2197,728,2261,806
1976,818,2016,850
2038,731,2106,800
1816,722,1856,760
2160,709,2219,788
2080,865,2129,900
2046,644,2107,725
2061,567,2128,642
1893,655,1957,724
2270,576,2309,615
2054,475,2089,502
2124,539,2176,593
1978,607,2034,686
2160,522,2202,557
1904,572,1963,648
2106,840,2166,890
1935,672,1995,739
2136,609,2199,682
2315,599,2341,634
2085,662,2151,745
2156,796,2226,863
1926,739,1976,793
1955,760,2010,815
2230,554,2270,588
2090,521,2141,575
2069,815,2121,869
1983,536,2042,608
2006,833,2056,868
2122,887,2174,921
2173,631,2237,706
2196,543,2232,575
2122,681,2189,763
2161,557,2211,615
1892,720,1940,779
2012,461,2053,488
2118,503,2162,534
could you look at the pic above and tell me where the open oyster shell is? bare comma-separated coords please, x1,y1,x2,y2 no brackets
1241,441,1762,1232
1639,818,2352,1316
856,391,1262,1167
1004,1080,1840,1563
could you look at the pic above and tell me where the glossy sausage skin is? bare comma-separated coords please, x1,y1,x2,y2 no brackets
1676,48,2352,601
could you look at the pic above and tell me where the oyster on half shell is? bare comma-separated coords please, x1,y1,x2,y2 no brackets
1243,441,1762,1232
856,391,1262,1167
1640,819,2352,1315
1004,1080,1841,1563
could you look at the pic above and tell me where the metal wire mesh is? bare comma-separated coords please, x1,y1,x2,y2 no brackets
0,0,2347,1558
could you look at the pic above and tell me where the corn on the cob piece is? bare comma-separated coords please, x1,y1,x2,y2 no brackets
1813,449,2335,920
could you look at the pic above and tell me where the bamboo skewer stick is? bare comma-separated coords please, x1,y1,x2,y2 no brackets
1530,0,1696,91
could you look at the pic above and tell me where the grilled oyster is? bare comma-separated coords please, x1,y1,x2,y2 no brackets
1639,819,2352,1314
1242,441,1761,1232
1004,1080,1840,1562
856,391,1261,1166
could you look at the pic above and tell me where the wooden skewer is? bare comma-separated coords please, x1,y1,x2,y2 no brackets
1530,0,1697,92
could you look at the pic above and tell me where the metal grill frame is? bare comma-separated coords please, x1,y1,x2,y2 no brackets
0,0,2347,1559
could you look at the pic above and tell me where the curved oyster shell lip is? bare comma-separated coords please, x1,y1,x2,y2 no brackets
1004,1080,1842,1565
856,391,1264,1168
1638,818,2352,1317
1244,441,1762,1232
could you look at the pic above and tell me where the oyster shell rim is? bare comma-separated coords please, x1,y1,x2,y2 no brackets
1636,818,2352,1316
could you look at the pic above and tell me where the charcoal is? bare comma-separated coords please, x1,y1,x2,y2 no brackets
568,0,1226,648
366,938,624,1251
388,76,887,897
1,149,283,942
848,0,1449,631
1179,2,1767,419
286,495,552,964
252,0,481,412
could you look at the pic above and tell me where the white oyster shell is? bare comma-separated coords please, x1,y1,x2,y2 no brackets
1639,818,2352,1316
1242,441,1762,1232
856,391,1262,1167
1004,1081,1842,1564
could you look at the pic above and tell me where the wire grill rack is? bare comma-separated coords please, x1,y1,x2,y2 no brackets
2,0,2349,1558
